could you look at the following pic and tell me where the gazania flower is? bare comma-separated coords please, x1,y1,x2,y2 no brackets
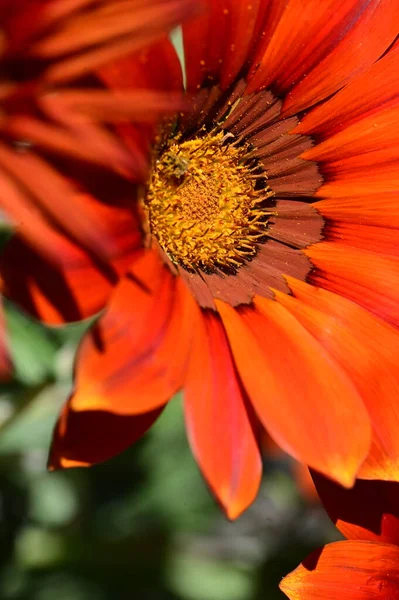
0,0,197,261
280,476,399,599
2,0,399,518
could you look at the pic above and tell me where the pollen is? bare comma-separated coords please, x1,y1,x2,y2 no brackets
145,131,274,272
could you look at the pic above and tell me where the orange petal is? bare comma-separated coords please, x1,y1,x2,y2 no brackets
219,0,263,89
183,0,259,91
49,401,162,469
276,278,399,481
280,540,399,600
182,0,212,91
314,153,399,198
247,0,363,94
306,242,399,328
183,0,230,91
47,88,186,123
294,46,399,136
215,299,371,487
37,0,198,84
323,222,399,257
314,194,399,229
34,2,183,57
282,0,399,116
0,166,69,264
184,310,262,519
4,115,134,176
0,187,141,324
98,37,183,93
0,142,115,263
97,37,183,177
312,473,399,545
302,105,399,163
70,251,195,415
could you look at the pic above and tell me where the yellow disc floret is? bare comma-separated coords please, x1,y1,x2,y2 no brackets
145,131,274,272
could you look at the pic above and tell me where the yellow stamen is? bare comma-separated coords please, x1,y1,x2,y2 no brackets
145,131,274,272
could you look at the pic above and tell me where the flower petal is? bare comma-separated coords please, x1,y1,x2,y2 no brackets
184,310,262,519
215,298,371,487
280,540,399,600
294,45,399,137
49,401,162,469
310,105,399,196
99,37,183,93
69,251,195,415
311,474,399,545
0,182,141,324
219,0,263,89
324,222,399,257
302,105,399,164
314,194,399,229
276,279,399,481
248,0,363,94
96,37,183,179
183,0,232,91
36,0,198,84
183,0,265,91
247,0,399,115
0,144,115,263
282,0,399,115
306,242,399,328
46,88,186,123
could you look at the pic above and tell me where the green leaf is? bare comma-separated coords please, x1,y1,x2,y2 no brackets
0,384,66,453
167,555,255,600
5,302,60,386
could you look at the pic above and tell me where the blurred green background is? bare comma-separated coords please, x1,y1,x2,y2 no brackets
0,299,339,600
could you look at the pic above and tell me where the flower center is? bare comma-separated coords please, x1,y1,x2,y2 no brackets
145,131,274,273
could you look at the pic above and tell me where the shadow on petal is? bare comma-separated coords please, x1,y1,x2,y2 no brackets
49,402,163,469
312,472,399,546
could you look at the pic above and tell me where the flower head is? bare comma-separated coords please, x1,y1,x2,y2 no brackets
2,0,399,518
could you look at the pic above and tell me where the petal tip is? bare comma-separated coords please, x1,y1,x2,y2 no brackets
324,462,357,490
279,574,300,600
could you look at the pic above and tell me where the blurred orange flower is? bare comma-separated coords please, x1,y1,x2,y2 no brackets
1,0,399,518
0,0,196,261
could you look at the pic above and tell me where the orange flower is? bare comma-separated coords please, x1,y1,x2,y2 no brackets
2,0,399,518
281,540,399,599
280,476,399,599
0,0,197,261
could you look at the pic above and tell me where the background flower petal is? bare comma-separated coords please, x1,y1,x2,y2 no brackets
0,181,141,324
280,540,399,600
312,474,399,545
